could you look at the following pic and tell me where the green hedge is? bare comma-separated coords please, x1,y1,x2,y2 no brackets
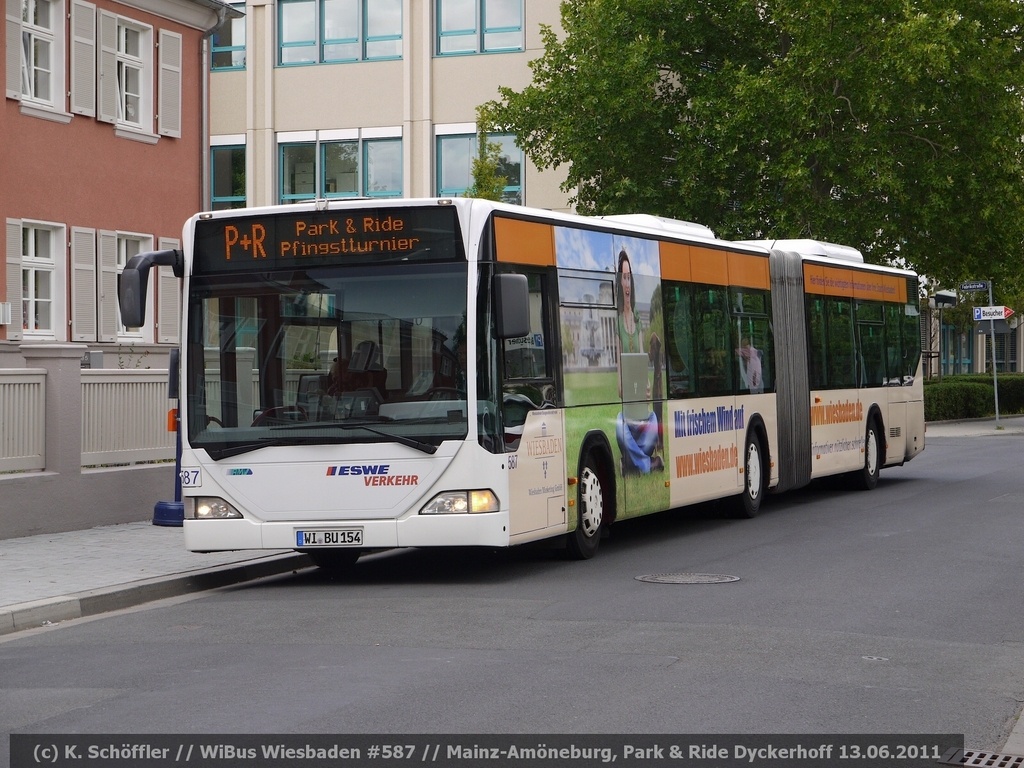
923,373,1024,420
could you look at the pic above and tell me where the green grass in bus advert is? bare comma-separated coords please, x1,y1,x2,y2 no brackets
562,374,669,522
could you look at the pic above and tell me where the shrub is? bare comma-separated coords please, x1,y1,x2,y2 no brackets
923,382,995,421
923,373,1024,420
996,374,1024,413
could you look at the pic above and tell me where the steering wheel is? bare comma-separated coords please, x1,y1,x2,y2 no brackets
426,387,460,401
251,405,308,426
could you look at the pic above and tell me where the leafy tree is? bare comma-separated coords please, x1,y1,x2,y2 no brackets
464,120,509,202
482,0,1024,288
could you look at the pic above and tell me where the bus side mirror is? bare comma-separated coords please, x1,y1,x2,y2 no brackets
494,273,530,339
118,249,183,328
118,267,146,328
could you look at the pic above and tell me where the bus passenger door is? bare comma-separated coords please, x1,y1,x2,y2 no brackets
499,269,568,542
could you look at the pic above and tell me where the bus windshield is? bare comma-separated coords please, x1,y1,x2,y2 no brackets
185,261,470,459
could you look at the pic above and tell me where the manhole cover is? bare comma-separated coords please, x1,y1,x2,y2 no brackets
635,572,740,584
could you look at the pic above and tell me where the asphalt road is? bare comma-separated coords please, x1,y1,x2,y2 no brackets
2,433,1022,763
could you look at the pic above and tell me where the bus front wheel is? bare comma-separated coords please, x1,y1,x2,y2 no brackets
567,454,605,560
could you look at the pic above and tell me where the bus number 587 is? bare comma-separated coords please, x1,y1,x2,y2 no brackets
180,468,201,487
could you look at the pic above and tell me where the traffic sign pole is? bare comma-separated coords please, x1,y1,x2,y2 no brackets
955,279,1007,428
988,281,1000,426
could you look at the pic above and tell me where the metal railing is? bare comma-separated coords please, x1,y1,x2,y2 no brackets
0,370,46,473
0,368,174,474
81,370,176,467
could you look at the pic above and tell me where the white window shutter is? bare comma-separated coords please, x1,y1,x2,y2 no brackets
5,0,21,99
157,30,182,138
71,227,97,341
97,9,118,124
70,0,96,116
157,237,180,343
6,219,24,341
98,230,118,341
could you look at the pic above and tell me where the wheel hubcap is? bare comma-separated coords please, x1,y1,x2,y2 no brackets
579,467,603,538
746,442,761,500
866,429,878,474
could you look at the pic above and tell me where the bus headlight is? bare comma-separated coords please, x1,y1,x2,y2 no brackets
420,490,498,515
186,497,243,520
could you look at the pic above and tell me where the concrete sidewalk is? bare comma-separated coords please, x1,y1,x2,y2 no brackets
0,522,310,636
3,415,1022,637
921,413,1024,438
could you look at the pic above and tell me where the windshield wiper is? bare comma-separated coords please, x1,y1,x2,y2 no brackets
203,440,288,459
267,420,438,455
334,422,438,455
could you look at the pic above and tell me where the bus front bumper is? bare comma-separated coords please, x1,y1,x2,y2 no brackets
183,512,511,552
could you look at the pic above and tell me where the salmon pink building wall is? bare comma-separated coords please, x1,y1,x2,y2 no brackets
2,0,230,349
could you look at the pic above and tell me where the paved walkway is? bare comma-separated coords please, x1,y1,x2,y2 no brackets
921,413,1024,438
0,522,309,635
1,416,1022,753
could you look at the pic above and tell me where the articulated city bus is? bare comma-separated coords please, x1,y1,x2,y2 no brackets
119,198,924,569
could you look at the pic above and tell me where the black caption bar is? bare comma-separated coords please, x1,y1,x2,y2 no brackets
10,734,964,768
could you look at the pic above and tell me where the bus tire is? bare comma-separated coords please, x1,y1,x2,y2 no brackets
853,418,882,491
734,431,765,518
306,548,361,573
566,453,605,560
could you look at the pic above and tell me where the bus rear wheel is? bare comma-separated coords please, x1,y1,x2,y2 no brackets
852,419,881,491
734,432,765,518
567,454,605,560
306,548,361,574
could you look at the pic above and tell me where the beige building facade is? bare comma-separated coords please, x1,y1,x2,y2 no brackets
208,0,571,211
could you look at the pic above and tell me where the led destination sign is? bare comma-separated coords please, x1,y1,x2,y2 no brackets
193,206,462,273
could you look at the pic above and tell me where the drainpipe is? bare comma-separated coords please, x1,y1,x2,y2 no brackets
200,6,229,211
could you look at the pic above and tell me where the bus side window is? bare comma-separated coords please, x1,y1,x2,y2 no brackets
857,322,885,386
502,271,550,380
856,301,885,387
663,283,696,398
695,285,732,395
827,299,856,389
901,300,922,381
731,288,772,394
806,297,827,390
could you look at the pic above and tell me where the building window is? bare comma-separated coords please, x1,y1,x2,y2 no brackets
211,144,247,209
21,0,54,102
437,132,522,204
21,224,60,335
115,22,145,126
279,133,403,202
436,0,523,55
11,0,66,112
211,4,245,70
93,11,156,132
278,0,402,65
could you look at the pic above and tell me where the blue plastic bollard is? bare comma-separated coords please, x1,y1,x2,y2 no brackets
153,412,184,526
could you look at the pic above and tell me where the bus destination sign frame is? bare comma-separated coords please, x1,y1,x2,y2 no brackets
192,205,463,274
